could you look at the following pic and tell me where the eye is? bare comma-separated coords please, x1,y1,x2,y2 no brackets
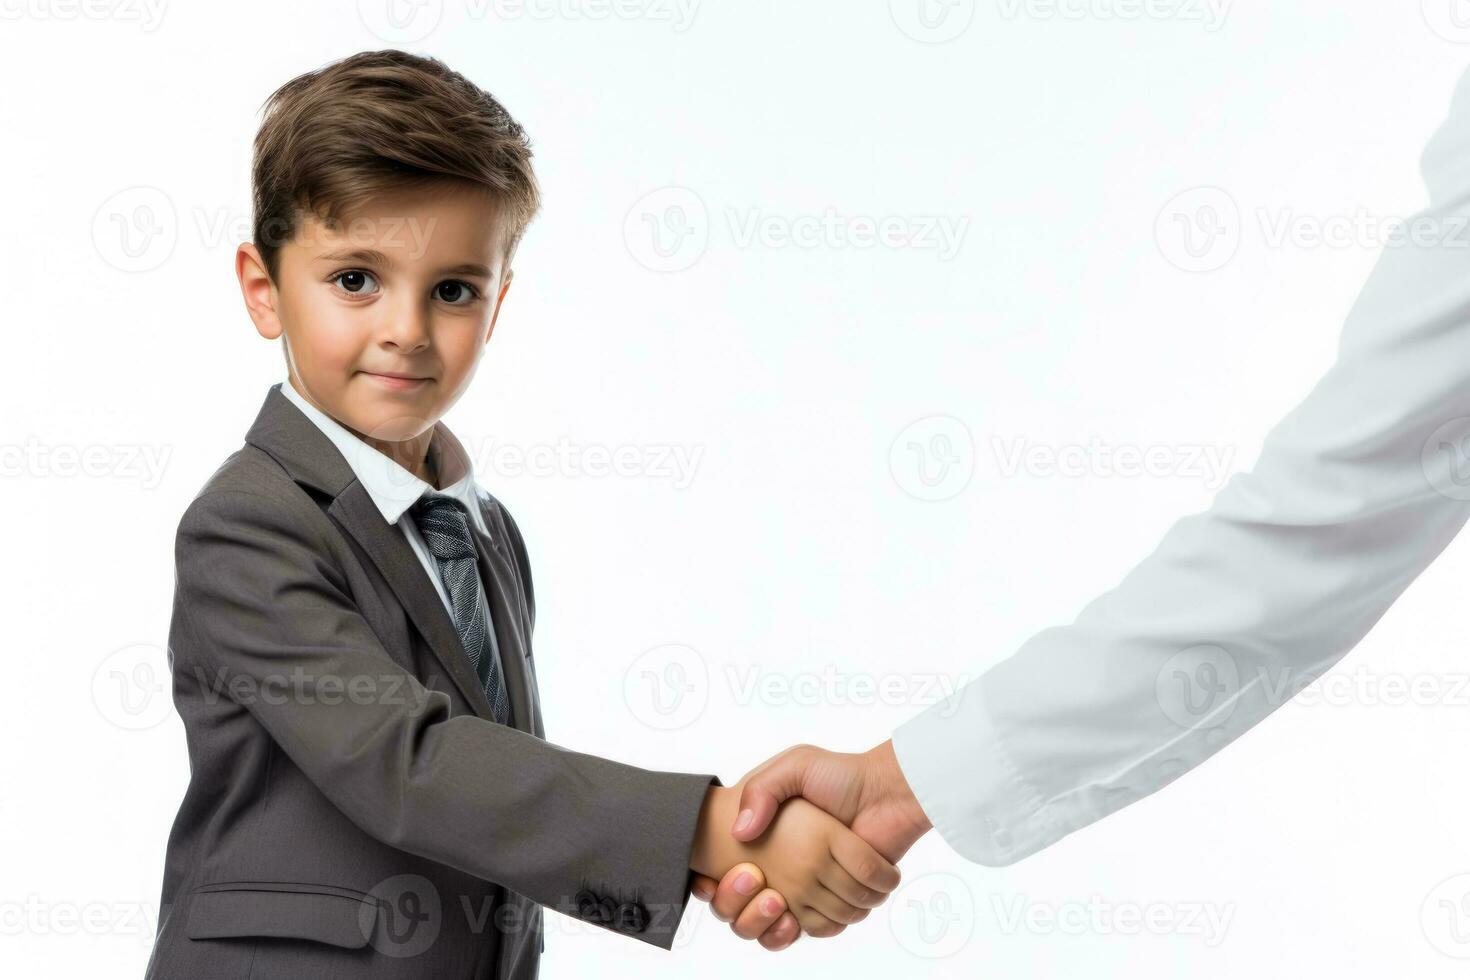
436,279,483,306
330,270,378,296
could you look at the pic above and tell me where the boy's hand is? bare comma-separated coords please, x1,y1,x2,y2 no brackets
690,864,801,950
690,782,900,938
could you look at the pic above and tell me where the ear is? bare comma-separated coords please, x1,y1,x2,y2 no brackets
238,242,283,342
485,267,515,345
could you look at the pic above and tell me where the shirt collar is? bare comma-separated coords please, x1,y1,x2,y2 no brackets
278,379,487,534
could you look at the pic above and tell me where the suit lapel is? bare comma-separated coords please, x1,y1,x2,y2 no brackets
245,382,527,727
329,483,499,721
467,516,534,734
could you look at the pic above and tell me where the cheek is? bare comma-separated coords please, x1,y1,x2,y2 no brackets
439,326,487,377
279,288,356,365
293,311,365,371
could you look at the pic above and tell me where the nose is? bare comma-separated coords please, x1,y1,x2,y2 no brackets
375,294,433,354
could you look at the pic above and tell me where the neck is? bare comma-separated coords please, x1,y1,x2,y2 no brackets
365,430,436,485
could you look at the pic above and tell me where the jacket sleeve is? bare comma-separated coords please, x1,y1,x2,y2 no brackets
172,486,715,948
892,68,1470,866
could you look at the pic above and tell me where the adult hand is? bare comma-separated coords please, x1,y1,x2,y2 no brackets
730,739,933,863
690,863,802,950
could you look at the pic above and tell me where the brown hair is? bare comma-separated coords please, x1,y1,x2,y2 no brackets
251,49,540,283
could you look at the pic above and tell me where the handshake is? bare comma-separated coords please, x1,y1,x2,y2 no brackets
686,739,933,950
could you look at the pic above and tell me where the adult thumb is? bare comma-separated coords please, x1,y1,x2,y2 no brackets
731,746,813,842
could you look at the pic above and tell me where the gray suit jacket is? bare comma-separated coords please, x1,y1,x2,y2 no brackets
145,383,718,979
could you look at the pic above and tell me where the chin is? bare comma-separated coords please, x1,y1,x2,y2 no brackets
349,406,436,442
374,418,435,442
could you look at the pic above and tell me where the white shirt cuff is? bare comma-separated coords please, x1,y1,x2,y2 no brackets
891,686,1067,866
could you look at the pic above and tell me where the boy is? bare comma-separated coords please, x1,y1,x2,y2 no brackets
144,49,899,979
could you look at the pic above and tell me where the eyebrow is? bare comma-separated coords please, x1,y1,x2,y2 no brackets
315,247,495,279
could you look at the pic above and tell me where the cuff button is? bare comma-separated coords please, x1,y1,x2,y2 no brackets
574,889,599,919
616,902,648,933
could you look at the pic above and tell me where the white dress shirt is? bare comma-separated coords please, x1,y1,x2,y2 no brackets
892,65,1470,866
277,379,496,625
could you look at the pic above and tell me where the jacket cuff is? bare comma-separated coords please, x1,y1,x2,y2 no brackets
556,771,720,950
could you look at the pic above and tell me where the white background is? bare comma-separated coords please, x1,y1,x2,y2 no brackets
8,1,1470,977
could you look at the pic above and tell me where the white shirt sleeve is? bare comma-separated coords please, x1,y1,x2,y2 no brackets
891,65,1470,867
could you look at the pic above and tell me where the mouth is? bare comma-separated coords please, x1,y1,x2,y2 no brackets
360,370,432,391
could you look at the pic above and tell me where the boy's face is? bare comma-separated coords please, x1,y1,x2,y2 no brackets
240,181,514,455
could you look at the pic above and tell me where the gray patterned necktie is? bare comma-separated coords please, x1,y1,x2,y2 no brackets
411,492,511,725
